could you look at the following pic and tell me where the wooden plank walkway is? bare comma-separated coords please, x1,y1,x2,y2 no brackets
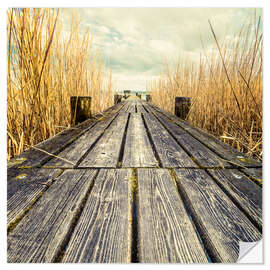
7,99,262,263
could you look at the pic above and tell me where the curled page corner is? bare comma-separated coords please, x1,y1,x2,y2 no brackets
237,240,263,263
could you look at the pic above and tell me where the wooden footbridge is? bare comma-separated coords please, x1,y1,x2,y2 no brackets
7,99,262,263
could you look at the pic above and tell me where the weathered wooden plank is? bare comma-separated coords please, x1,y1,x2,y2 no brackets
147,104,261,168
207,169,262,230
7,169,98,263
45,111,119,168
122,113,158,168
240,167,263,186
142,113,197,167
126,102,136,113
119,101,130,112
7,168,62,229
136,103,148,113
137,169,208,263
7,102,124,170
174,169,262,263
122,102,131,112
62,169,132,263
152,111,229,168
79,113,129,167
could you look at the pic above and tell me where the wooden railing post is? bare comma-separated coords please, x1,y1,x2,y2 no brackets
146,95,151,102
175,97,191,120
70,96,91,126
114,94,122,105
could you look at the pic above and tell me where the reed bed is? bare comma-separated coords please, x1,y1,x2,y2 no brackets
7,8,114,160
148,15,262,161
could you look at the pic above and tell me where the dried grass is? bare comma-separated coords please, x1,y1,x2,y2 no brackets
7,8,114,159
148,14,262,161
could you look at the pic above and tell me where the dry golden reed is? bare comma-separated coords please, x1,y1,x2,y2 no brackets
149,14,262,161
7,8,114,160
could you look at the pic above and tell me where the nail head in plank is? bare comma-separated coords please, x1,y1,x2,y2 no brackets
174,169,261,263
62,169,132,263
122,113,158,168
137,169,208,263
8,169,97,263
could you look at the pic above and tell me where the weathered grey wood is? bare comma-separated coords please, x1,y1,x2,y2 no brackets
122,113,158,167
8,169,98,263
152,110,229,168
119,101,130,112
175,97,191,119
45,111,119,168
7,169,62,229
143,113,197,167
63,169,132,263
174,169,262,263
137,169,208,263
207,169,262,230
79,113,129,167
240,167,263,186
136,103,148,113
7,102,124,170
114,94,122,104
126,102,136,113
147,104,261,168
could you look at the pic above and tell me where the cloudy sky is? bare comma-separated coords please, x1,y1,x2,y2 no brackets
61,7,262,91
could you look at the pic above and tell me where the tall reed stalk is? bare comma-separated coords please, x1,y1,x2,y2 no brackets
7,8,114,160
149,14,262,161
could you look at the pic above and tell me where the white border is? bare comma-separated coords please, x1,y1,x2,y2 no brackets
1,1,269,268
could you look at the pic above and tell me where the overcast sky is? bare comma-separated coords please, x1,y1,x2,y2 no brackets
62,8,262,91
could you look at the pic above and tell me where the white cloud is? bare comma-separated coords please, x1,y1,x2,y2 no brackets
61,7,262,90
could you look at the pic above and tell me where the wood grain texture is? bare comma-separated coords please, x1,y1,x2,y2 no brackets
7,169,62,228
122,113,158,167
147,104,261,168
7,102,124,170
143,113,197,168
62,169,132,263
121,102,131,112
79,113,129,167
151,110,229,168
136,103,148,113
207,169,262,230
45,111,119,167
174,169,262,263
240,167,263,186
8,169,97,263
137,169,208,263
126,102,136,113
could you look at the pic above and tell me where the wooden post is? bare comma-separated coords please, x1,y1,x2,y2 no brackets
70,96,91,126
114,94,122,105
146,95,151,102
138,94,141,99
175,97,191,120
